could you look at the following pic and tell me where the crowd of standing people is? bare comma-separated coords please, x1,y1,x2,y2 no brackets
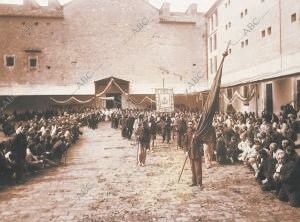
109,104,300,207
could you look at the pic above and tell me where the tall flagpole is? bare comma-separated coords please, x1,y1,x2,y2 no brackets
178,43,230,184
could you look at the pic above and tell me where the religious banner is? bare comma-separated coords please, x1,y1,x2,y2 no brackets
155,88,174,112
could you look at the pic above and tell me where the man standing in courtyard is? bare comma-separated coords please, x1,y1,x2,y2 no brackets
184,122,203,188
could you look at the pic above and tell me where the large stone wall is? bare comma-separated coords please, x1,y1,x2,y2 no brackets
0,0,207,97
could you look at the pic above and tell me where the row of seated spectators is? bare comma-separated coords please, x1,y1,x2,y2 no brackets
0,108,106,188
213,104,300,207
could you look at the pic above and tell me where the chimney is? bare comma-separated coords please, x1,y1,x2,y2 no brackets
23,0,41,9
185,4,197,17
159,2,170,16
48,0,63,9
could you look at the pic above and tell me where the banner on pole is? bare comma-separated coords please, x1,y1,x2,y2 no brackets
155,88,174,112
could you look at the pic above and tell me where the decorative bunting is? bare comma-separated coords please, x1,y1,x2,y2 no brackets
50,96,95,104
223,87,256,105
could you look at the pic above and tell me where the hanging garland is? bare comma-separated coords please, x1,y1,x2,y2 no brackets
50,96,95,104
95,78,155,105
127,96,156,105
223,87,256,105
95,78,129,97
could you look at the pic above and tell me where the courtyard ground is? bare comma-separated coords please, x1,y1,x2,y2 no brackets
0,122,300,222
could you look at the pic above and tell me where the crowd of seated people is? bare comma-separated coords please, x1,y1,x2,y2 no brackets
214,104,300,207
0,108,104,188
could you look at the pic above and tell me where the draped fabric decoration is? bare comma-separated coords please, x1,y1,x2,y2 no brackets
194,49,228,142
223,87,256,105
98,97,114,100
95,78,129,97
95,78,155,105
127,96,156,105
50,96,95,104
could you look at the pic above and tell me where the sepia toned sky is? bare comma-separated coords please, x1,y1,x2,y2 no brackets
0,0,216,12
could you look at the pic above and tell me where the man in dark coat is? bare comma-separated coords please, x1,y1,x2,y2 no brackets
184,122,203,188
11,131,28,184
216,132,227,164
275,147,300,207
126,114,135,140
177,115,187,149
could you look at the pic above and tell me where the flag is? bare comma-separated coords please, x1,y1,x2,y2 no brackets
194,50,228,141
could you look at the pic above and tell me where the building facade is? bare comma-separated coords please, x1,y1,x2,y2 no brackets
0,0,207,111
206,0,300,115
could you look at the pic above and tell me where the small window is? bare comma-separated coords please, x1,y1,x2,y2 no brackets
245,39,248,45
210,58,213,74
262,30,266,38
241,41,244,48
228,22,231,28
225,3,227,8
225,24,228,30
6,56,15,67
241,12,244,18
29,57,37,69
228,0,230,5
245,9,248,15
267,27,272,35
291,13,297,23
229,48,232,54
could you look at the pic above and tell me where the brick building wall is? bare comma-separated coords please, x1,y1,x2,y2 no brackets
0,0,207,99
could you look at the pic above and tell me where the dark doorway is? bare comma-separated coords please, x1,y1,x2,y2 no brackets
106,93,122,109
266,83,273,114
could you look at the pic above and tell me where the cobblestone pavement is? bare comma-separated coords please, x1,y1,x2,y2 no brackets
0,123,300,222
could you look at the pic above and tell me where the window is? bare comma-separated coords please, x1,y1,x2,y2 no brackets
215,12,218,27
262,30,266,38
5,55,15,67
229,48,232,54
209,37,212,52
245,9,248,15
213,33,217,50
291,13,297,23
29,57,38,69
214,56,218,72
241,41,244,48
211,16,214,30
228,22,231,28
225,3,227,8
225,24,228,30
245,39,248,46
210,58,213,74
228,0,230,5
267,27,272,35
241,12,243,18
